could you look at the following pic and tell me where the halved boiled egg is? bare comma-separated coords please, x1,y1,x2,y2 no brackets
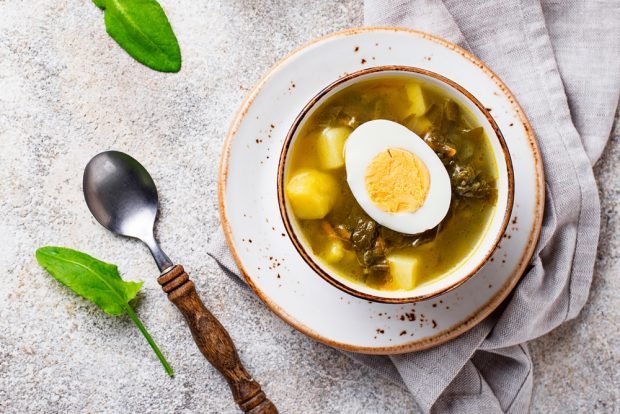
344,119,451,234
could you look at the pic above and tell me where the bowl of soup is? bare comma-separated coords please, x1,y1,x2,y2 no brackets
277,66,514,303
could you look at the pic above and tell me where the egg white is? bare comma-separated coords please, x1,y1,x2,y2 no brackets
344,119,452,234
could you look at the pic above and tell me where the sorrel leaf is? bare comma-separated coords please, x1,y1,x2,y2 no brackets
93,0,181,72
36,246,173,376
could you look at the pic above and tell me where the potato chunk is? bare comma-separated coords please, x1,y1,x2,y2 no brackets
285,170,339,219
387,254,421,290
405,115,432,137
405,83,428,117
317,127,351,170
321,238,346,263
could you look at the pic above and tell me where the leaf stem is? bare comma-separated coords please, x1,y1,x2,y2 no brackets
125,305,174,377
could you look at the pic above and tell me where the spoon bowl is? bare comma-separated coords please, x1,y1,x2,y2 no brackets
83,151,172,271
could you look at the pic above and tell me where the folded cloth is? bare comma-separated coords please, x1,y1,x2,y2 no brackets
209,1,620,412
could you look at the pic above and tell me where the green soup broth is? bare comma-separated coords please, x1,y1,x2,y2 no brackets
285,75,498,291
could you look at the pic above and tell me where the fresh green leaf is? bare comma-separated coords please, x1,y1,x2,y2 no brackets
92,0,106,10
94,0,181,73
36,246,142,316
36,246,174,376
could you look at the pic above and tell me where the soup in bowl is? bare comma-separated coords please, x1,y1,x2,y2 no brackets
277,67,514,303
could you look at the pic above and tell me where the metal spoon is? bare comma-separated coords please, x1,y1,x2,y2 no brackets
83,151,277,414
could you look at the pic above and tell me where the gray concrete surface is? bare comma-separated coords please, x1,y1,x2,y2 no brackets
0,1,617,413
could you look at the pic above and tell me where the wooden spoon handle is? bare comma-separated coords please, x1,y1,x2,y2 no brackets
158,265,278,414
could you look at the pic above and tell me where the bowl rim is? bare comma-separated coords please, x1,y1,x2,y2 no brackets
276,65,515,303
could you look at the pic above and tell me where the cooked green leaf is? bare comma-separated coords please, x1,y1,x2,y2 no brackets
36,246,173,376
93,0,181,73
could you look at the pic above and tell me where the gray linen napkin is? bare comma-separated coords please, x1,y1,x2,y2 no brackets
209,1,620,412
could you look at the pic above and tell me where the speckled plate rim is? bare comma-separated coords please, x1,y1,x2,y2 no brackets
218,27,544,354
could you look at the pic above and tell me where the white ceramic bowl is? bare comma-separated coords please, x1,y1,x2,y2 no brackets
277,66,514,303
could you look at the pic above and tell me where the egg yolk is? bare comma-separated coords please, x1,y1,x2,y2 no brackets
365,148,430,213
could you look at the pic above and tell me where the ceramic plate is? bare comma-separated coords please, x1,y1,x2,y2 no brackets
219,28,544,354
